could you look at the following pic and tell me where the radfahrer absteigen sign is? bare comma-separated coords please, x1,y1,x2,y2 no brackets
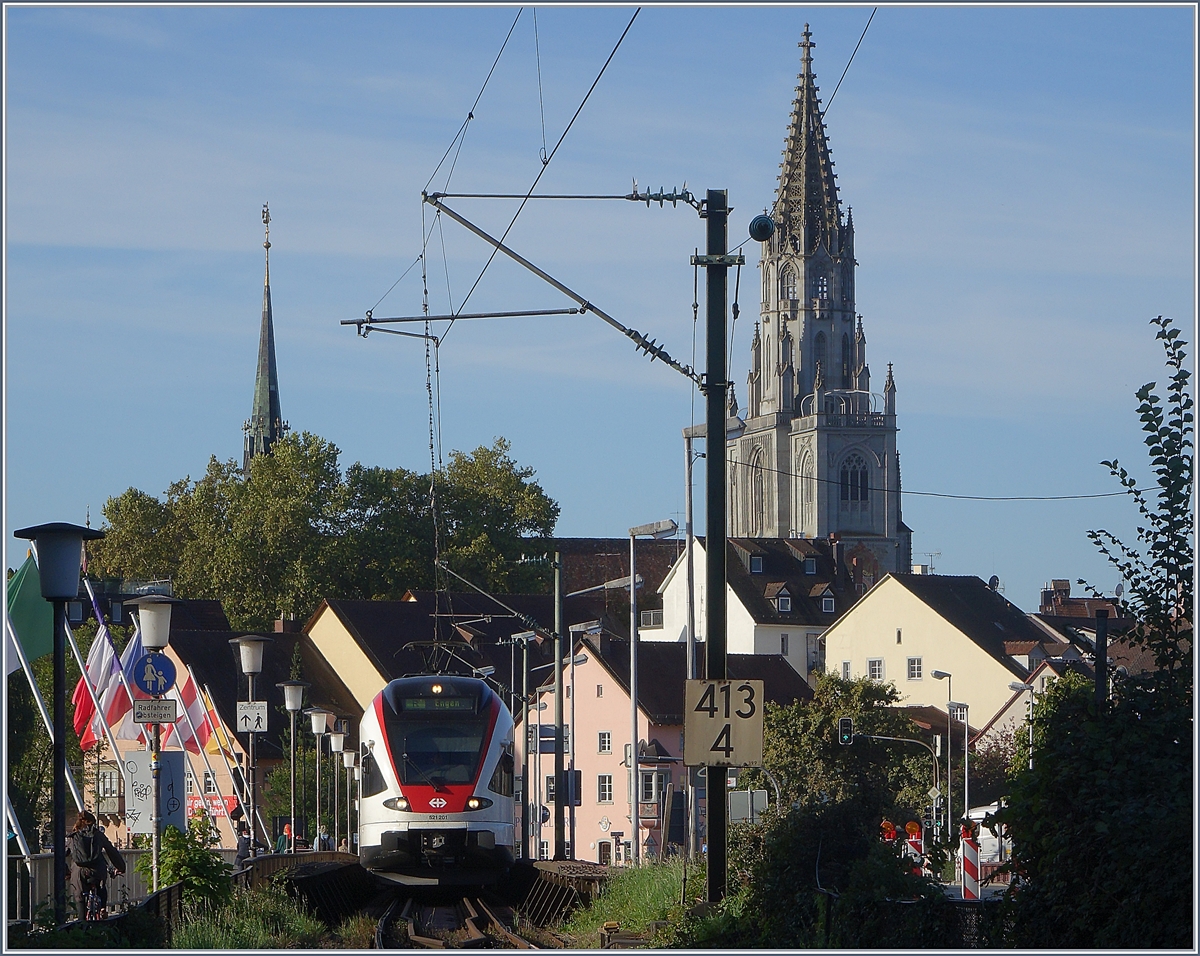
684,679,765,767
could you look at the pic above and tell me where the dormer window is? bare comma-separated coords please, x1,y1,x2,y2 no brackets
804,557,817,575
750,555,764,574
777,594,792,613
822,596,836,614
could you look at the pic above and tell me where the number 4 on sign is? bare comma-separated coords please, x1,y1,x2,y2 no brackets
683,679,765,767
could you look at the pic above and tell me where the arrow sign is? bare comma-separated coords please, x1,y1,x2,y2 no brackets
237,701,268,733
132,653,176,696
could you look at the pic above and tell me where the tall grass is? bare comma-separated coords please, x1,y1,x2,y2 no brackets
171,883,326,949
556,858,702,948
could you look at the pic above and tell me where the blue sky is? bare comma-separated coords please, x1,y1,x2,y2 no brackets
4,5,1195,610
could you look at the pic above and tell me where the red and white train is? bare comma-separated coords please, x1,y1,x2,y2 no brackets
358,675,515,884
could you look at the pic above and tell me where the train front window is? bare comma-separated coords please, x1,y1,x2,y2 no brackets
385,717,489,786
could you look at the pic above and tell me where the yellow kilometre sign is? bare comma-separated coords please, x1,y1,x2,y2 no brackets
684,679,765,767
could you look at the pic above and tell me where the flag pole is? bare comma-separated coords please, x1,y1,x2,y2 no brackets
194,672,255,840
82,579,142,730
7,617,85,812
176,678,236,846
63,613,130,794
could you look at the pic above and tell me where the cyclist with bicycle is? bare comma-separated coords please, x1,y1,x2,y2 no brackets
69,810,125,920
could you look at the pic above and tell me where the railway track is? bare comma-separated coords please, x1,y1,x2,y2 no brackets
376,892,540,949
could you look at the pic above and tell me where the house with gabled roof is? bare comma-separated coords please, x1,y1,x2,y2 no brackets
821,574,1050,727
651,536,854,683
523,629,812,866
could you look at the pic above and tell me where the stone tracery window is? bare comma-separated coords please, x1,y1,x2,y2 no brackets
839,453,869,504
780,266,797,301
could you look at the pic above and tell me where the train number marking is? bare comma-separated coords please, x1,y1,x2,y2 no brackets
427,814,449,821
429,797,448,808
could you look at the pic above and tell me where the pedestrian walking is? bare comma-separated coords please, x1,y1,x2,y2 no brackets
275,823,292,854
69,810,125,920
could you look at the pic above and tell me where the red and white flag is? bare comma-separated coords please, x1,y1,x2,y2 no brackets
160,670,211,753
74,591,124,750
98,624,150,743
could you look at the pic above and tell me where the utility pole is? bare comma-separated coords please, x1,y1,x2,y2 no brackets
683,426,699,859
553,553,566,859
697,188,737,903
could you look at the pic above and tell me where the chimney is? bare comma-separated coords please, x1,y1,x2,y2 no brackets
274,616,301,634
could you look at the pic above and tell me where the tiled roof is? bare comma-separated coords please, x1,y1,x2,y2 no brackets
724,537,851,625
1003,641,1040,656
583,635,812,724
890,574,1042,679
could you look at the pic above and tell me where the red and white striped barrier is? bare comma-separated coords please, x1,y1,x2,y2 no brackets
961,825,980,900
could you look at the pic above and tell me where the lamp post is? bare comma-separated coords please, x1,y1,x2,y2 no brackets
342,750,356,852
276,680,309,853
956,701,970,821
329,724,345,852
230,634,274,856
130,594,178,891
533,651,590,860
14,523,104,924
1009,682,1035,771
306,708,331,849
629,518,678,866
931,671,952,836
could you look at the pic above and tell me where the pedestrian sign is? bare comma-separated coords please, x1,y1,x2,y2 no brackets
683,679,765,767
132,653,176,696
237,700,268,733
133,698,177,724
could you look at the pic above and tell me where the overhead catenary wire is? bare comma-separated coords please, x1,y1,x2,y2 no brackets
442,8,641,342
726,452,1132,502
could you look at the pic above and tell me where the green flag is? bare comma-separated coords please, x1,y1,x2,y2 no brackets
6,554,52,663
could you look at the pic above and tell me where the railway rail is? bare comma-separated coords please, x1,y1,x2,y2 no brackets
376,891,540,949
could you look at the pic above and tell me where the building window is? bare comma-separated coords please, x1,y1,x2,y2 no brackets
815,332,827,379
907,657,922,680
598,731,612,754
204,772,217,795
804,557,817,575
640,770,669,803
840,454,869,503
822,596,836,613
539,841,549,861
780,266,796,301
777,594,792,613
842,661,851,680
597,684,603,698
598,841,612,865
841,333,851,389
639,609,663,629
896,628,903,644
185,773,195,795
867,658,884,680
750,555,764,574
781,633,789,656
98,768,121,798
546,775,556,804
816,274,829,300
598,774,613,803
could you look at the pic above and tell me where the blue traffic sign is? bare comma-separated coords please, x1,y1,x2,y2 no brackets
133,653,176,696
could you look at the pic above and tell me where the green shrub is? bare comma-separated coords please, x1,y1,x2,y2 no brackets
556,858,697,947
134,813,231,909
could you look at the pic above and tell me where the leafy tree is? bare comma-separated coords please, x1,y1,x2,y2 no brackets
88,433,559,630
997,316,1193,948
700,675,950,947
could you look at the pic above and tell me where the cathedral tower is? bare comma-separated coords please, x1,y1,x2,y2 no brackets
243,203,288,471
729,26,911,588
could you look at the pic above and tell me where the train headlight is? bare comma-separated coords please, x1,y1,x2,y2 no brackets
431,683,443,694
383,796,411,812
465,797,493,811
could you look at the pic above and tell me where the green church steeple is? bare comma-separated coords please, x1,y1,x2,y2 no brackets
243,203,287,471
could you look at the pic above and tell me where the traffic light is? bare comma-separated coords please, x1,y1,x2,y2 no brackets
838,717,854,745
935,795,945,821
922,806,934,831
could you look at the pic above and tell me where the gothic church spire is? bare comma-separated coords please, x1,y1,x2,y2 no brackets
776,24,843,256
243,203,287,471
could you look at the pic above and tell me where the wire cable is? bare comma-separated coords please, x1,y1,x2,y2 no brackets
534,8,549,165
443,8,641,342
725,450,1132,501
424,9,524,193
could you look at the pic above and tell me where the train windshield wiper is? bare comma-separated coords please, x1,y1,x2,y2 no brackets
401,749,448,792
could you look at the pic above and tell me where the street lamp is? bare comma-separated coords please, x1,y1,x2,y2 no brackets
230,634,274,857
306,707,332,849
130,593,179,891
629,518,678,865
15,522,103,924
1009,682,1035,770
329,723,346,852
510,630,536,860
342,750,356,852
276,680,310,853
931,670,952,836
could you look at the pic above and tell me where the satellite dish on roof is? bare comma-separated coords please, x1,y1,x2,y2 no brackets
988,575,1000,591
